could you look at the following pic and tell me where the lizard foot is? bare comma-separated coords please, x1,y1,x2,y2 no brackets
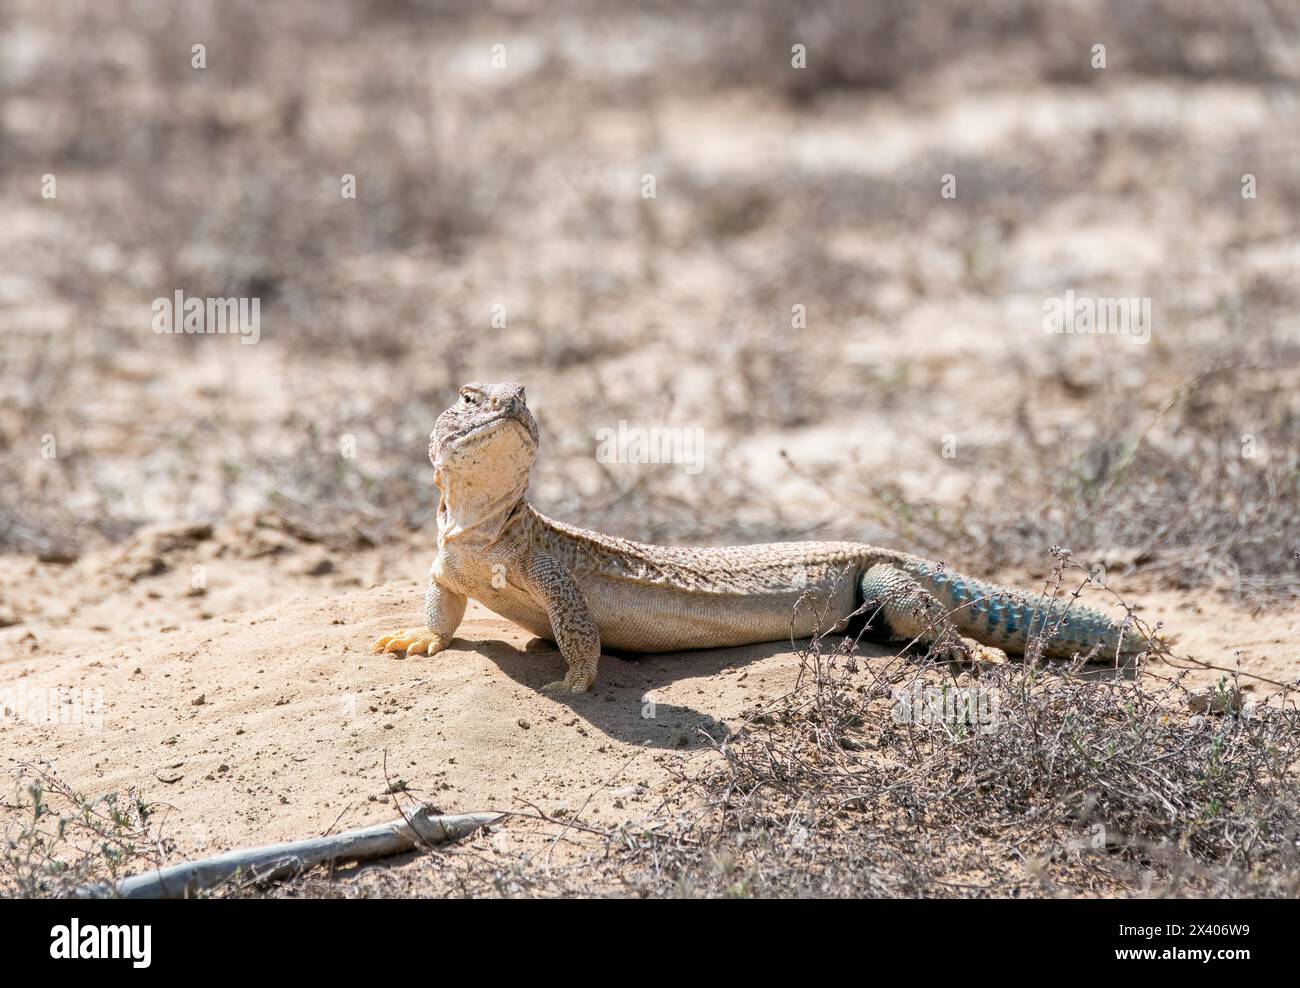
935,637,1008,670
541,669,595,694
372,629,448,658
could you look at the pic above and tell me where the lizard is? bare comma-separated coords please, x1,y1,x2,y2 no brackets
373,381,1150,693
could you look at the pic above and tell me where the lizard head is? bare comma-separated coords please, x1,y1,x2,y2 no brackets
429,381,539,469
428,381,539,540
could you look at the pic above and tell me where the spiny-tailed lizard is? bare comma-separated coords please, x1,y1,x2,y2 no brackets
373,381,1148,692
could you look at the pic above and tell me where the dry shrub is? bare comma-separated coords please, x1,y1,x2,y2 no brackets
621,620,1300,898
0,764,169,898
781,354,1300,606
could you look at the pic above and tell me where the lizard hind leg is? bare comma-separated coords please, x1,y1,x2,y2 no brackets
859,563,1008,667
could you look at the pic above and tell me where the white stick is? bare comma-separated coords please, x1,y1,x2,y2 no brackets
77,806,501,899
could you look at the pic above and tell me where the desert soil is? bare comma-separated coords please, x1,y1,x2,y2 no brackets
1,516,1295,876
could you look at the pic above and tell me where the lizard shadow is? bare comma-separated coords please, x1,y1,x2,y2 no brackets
459,634,836,751
458,635,1137,751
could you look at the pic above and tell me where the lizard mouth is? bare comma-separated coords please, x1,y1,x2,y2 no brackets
451,412,534,449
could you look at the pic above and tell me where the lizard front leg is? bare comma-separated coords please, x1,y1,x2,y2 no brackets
520,549,602,694
373,574,467,658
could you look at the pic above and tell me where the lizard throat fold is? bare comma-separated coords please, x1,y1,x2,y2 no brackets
434,421,535,546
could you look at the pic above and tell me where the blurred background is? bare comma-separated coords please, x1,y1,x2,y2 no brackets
1,0,1297,604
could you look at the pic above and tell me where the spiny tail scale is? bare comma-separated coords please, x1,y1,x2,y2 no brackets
902,560,1145,660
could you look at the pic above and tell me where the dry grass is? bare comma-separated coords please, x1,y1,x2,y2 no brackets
638,641,1300,898
0,763,169,898
783,357,1300,606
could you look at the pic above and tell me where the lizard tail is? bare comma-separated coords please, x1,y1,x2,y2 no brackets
897,560,1152,660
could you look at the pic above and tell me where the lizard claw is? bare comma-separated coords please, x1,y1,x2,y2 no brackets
939,637,1008,670
373,629,447,658
373,630,403,652
541,671,595,694
971,642,1008,667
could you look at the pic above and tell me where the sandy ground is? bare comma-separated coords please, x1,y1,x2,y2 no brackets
2,520,1295,866
2,2,1297,892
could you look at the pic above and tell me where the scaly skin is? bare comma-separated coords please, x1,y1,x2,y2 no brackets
373,381,1148,693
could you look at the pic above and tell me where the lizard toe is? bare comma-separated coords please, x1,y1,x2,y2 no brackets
970,640,1008,667
379,630,417,656
405,635,448,657
942,637,1008,670
542,671,594,694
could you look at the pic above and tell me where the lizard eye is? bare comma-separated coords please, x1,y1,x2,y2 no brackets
461,391,477,405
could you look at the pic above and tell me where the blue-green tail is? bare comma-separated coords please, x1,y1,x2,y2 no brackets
893,559,1150,660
